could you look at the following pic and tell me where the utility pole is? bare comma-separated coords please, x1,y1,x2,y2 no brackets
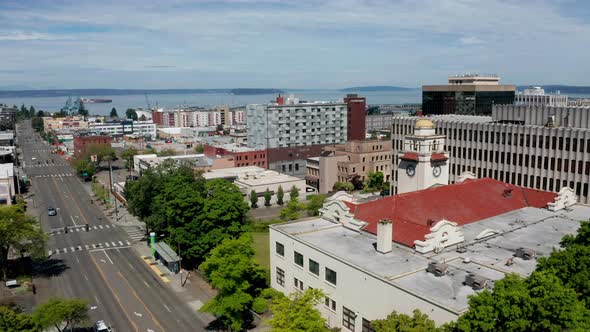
108,157,118,221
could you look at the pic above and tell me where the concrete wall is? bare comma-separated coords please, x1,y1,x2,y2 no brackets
319,154,348,194
270,227,459,330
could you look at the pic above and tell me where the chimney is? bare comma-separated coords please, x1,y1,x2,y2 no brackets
276,94,284,105
376,219,393,253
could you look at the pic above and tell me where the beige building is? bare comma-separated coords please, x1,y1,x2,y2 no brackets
307,140,393,194
43,116,88,132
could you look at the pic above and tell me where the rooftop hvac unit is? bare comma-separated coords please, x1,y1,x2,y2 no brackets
465,273,490,290
515,247,536,260
426,262,449,277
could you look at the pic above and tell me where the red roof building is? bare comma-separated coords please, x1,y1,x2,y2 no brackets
342,178,557,247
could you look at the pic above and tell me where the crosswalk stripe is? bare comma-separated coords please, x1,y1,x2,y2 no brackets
126,241,131,245
111,241,116,247
62,248,68,253
93,226,97,230
92,244,96,248
99,225,103,229
77,246,82,250
48,250,52,256
104,242,110,247
76,228,80,232
70,246,75,251
118,241,124,246
105,225,110,229
85,245,89,249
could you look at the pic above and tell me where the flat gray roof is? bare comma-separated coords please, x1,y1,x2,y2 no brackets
273,204,588,313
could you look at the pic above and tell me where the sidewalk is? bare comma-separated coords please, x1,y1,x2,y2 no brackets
86,170,217,327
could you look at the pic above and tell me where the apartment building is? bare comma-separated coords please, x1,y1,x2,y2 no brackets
247,94,357,177
390,105,590,203
43,116,88,132
515,87,568,107
422,74,516,115
307,140,393,194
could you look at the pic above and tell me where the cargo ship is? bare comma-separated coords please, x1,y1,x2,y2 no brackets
80,98,112,103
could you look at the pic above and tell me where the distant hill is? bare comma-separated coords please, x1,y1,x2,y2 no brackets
341,86,417,92
517,85,590,94
229,88,284,95
0,88,284,98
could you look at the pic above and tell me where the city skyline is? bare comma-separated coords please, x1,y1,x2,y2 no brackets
1,0,590,89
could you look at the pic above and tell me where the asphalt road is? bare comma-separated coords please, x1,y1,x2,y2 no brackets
18,121,207,332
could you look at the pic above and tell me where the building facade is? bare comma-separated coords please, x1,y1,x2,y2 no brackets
88,121,157,140
311,140,393,194
422,74,515,116
343,94,366,141
203,143,267,168
151,108,246,128
515,87,568,107
73,132,111,158
391,107,590,203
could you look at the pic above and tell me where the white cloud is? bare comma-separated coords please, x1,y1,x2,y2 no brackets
0,31,73,41
459,36,484,45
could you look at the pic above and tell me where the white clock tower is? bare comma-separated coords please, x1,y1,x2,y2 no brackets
397,119,449,194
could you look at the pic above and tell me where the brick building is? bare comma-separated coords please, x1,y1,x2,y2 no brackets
344,94,367,141
203,143,267,168
73,132,112,158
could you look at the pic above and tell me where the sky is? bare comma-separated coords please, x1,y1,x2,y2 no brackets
0,0,589,89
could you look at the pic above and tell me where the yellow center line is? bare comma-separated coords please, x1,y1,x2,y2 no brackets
89,253,140,332
117,271,166,332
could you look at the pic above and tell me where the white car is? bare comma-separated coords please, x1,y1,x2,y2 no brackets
94,320,113,332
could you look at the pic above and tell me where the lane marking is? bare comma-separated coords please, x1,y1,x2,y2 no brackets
84,274,89,281
99,225,104,229
104,242,111,248
163,304,171,313
111,241,117,247
117,271,166,332
143,281,150,288
94,295,100,304
103,250,114,265
89,254,140,332
119,241,124,246
76,257,80,263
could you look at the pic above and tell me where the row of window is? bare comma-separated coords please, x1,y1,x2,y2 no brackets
276,242,337,284
235,154,266,161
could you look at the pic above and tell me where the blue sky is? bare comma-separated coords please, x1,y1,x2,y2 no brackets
0,0,589,89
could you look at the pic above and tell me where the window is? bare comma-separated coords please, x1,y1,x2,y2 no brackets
342,306,356,331
362,318,375,332
294,277,304,291
325,267,337,285
276,267,285,287
309,259,319,275
324,297,336,311
294,252,304,267
276,242,284,256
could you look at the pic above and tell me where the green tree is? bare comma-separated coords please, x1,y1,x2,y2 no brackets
31,117,44,132
371,309,438,332
333,181,354,192
157,148,177,157
28,106,36,118
267,288,328,332
305,194,326,217
0,306,38,332
0,204,46,279
110,107,118,118
279,198,304,221
290,185,299,201
276,185,285,205
264,188,272,207
85,144,117,167
120,147,139,170
455,271,590,332
194,143,204,154
126,108,138,120
35,110,44,117
365,171,384,192
199,235,267,331
72,158,96,178
250,190,258,208
33,297,89,332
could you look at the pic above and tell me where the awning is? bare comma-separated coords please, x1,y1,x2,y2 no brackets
400,152,419,162
153,242,181,263
430,153,448,162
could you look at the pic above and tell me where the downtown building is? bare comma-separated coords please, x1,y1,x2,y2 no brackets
390,104,590,204
88,120,157,140
151,107,245,128
246,94,366,177
515,86,568,107
422,74,516,115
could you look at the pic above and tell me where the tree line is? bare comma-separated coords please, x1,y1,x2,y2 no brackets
0,297,89,332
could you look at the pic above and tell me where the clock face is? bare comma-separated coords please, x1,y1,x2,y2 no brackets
433,166,442,177
406,164,416,177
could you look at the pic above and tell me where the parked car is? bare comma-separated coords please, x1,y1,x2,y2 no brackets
126,175,139,181
47,207,57,216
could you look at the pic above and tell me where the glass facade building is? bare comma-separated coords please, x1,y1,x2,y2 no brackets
423,90,515,116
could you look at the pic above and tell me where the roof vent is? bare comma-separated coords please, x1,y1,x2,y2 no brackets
502,188,513,197
515,247,536,260
427,262,449,277
465,273,490,290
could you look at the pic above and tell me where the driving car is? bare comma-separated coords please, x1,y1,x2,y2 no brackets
94,320,113,332
47,207,57,216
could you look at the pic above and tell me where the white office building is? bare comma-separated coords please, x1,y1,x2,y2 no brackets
270,119,583,329
89,121,157,140
515,87,568,107
246,95,348,149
